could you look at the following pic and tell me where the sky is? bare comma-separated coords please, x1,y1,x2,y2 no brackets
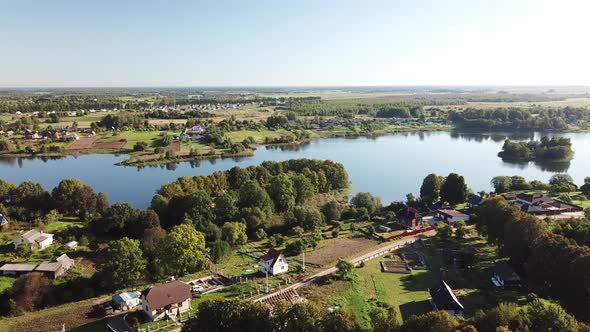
1,0,589,87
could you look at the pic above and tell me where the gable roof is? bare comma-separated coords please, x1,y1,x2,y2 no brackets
35,262,63,272
430,280,464,311
494,261,520,283
261,248,284,267
21,229,42,241
397,206,421,220
143,280,191,310
467,195,483,205
56,254,75,270
437,209,468,218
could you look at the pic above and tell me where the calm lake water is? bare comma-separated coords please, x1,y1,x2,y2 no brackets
2,131,590,208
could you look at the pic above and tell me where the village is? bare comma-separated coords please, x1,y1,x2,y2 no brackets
0,176,584,332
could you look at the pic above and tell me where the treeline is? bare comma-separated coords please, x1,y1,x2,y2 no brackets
449,107,590,131
490,174,578,195
181,297,590,332
498,136,574,161
151,159,348,236
475,197,590,319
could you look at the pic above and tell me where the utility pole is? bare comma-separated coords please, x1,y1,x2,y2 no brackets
265,269,269,293
302,251,305,272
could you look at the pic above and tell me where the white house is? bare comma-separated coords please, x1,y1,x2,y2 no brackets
260,248,288,276
112,291,141,310
14,229,54,250
141,280,191,321
436,209,470,225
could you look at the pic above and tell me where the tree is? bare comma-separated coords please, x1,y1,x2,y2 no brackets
292,174,315,204
491,176,511,194
97,202,139,235
285,205,324,230
420,173,443,204
209,240,232,263
267,174,296,212
581,177,590,197
335,259,355,280
436,223,453,241
454,220,468,239
100,237,146,289
182,298,272,332
401,311,460,332
321,309,362,332
140,226,167,258
526,300,578,332
549,173,574,185
268,234,285,247
370,303,400,332
222,222,248,247
350,192,381,214
285,239,307,256
238,181,273,215
215,191,238,224
254,228,267,240
12,181,50,212
51,179,98,217
274,301,323,332
475,196,519,244
158,224,209,276
0,179,16,202
10,272,50,312
95,192,109,215
321,201,342,222
440,173,468,205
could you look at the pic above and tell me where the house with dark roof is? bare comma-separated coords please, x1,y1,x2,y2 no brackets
507,193,584,216
491,261,521,288
141,280,191,321
396,206,423,229
467,195,483,209
429,280,464,317
33,254,75,279
260,248,288,276
436,209,470,225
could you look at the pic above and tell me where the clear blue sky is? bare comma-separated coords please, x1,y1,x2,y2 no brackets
2,0,589,87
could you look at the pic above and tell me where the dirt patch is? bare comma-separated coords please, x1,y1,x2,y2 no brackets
380,261,411,274
163,141,181,152
92,139,126,149
66,137,126,150
77,257,98,276
295,237,378,266
66,137,97,150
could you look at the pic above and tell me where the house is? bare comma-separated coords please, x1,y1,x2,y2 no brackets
504,193,583,216
14,229,54,250
467,195,483,209
436,209,470,225
112,291,141,310
0,263,37,277
429,280,464,317
396,206,423,229
260,248,289,276
34,254,74,279
491,261,521,288
65,240,78,249
141,280,192,321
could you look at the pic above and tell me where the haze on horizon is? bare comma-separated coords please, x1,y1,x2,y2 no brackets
2,0,589,88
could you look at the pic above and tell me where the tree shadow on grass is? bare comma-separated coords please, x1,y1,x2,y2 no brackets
399,299,431,321
399,269,440,292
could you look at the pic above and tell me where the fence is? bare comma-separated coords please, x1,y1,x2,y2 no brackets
383,226,435,241
137,310,196,332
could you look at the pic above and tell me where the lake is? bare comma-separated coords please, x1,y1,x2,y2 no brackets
2,131,590,208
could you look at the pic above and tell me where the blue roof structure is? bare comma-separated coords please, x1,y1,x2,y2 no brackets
112,291,138,304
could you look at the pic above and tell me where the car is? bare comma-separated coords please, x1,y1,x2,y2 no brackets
191,284,203,293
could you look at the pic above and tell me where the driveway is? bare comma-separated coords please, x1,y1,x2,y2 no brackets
107,314,132,332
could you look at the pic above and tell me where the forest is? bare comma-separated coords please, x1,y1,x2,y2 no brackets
498,136,574,161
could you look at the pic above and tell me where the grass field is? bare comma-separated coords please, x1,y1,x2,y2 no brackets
300,235,527,330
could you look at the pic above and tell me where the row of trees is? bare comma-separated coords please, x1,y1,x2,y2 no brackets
475,197,590,319
419,173,469,205
490,174,578,194
181,297,589,332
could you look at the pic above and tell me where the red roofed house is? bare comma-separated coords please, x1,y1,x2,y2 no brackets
436,209,470,225
141,280,191,321
396,206,423,229
260,248,288,276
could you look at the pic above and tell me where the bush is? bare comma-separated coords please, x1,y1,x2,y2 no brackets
133,141,148,151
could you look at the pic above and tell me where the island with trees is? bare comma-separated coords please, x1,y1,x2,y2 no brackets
498,136,574,162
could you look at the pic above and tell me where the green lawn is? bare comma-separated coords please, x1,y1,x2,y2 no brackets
0,276,15,293
301,235,527,330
